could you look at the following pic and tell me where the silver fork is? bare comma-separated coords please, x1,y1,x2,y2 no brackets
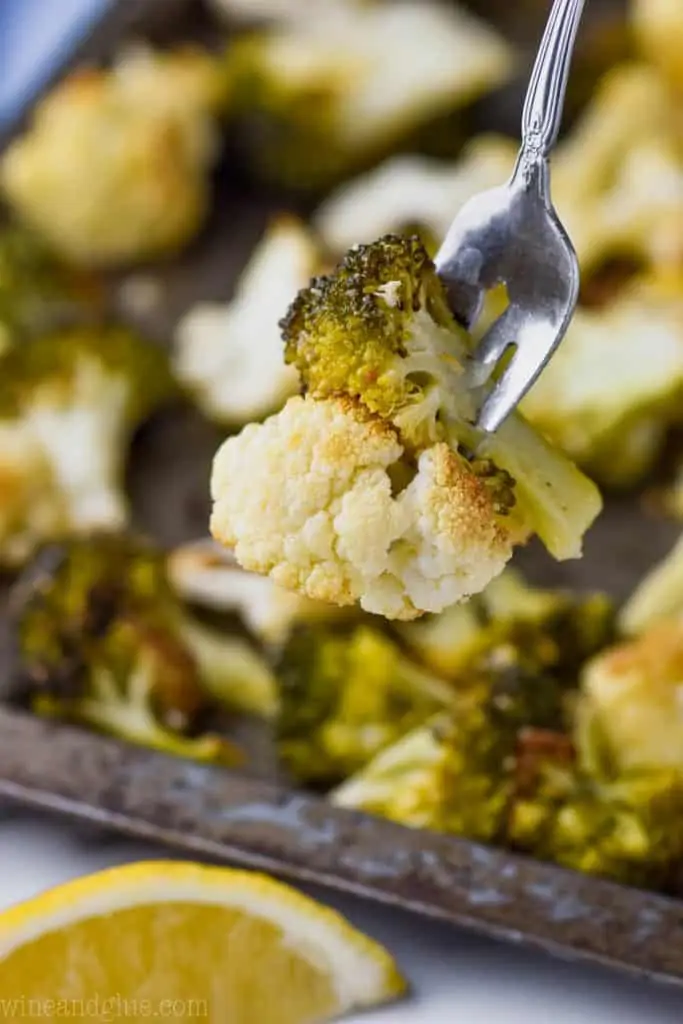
434,0,587,435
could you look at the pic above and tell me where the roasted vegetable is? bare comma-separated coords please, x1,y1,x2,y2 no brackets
633,0,683,92
398,568,615,678
226,1,512,189
508,733,683,889
619,532,683,636
313,138,516,256
521,276,683,487
211,234,601,621
168,538,349,646
576,616,683,776
211,0,357,25
0,224,102,350
1,45,227,266
174,217,320,426
9,533,277,759
331,576,612,838
275,622,454,787
331,670,570,842
0,325,175,566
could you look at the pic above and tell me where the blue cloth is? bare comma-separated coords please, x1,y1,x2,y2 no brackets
0,0,111,129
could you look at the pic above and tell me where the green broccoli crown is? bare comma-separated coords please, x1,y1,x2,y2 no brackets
0,224,101,343
281,234,469,446
9,532,241,764
275,620,451,787
11,532,179,699
508,733,683,889
0,324,176,423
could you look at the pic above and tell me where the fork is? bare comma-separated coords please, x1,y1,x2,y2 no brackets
434,0,587,435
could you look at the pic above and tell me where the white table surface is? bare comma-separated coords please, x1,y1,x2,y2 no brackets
1,812,682,1021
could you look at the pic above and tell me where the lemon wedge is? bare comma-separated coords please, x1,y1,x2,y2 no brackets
0,860,407,1023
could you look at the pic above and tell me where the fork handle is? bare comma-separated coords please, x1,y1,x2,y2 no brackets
519,0,586,168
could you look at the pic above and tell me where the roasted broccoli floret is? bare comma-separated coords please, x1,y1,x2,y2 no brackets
9,533,282,758
521,277,683,487
1,45,228,266
9,534,240,762
210,235,601,621
332,664,570,842
398,568,614,679
0,224,102,350
226,1,512,189
331,579,613,839
0,325,175,566
174,217,320,426
274,622,455,787
508,732,683,888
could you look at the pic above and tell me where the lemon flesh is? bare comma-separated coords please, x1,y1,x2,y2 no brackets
0,861,406,1024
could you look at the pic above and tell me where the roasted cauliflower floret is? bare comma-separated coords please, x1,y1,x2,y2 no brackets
313,138,517,256
174,218,320,426
521,279,683,487
633,0,683,92
210,235,601,619
211,0,354,24
226,0,513,189
620,532,683,636
1,45,227,266
212,394,514,620
577,617,683,775
0,426,67,567
0,326,175,566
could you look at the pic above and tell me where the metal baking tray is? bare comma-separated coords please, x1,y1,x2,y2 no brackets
2,0,683,992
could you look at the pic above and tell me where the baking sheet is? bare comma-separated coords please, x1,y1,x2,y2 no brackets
1,0,683,989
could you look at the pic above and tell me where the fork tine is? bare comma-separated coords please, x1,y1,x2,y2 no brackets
476,316,571,433
468,306,524,386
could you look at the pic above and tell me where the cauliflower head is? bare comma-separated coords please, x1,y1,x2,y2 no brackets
633,0,683,92
226,0,512,188
211,394,515,621
577,617,683,776
1,45,227,266
0,325,175,566
174,217,319,426
619,532,683,636
313,138,517,256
